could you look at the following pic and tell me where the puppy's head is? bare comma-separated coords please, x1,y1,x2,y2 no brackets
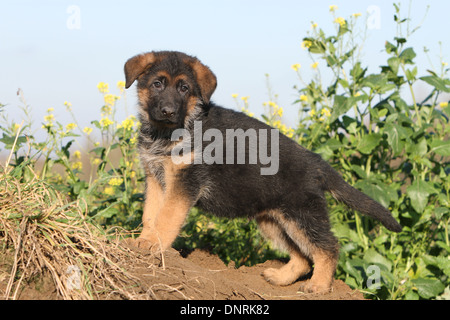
124,51,217,129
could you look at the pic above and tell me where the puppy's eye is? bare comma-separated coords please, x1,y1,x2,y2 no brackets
180,84,189,93
153,80,162,88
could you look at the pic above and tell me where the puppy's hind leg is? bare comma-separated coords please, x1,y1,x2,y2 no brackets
256,212,311,286
259,206,339,294
290,203,339,294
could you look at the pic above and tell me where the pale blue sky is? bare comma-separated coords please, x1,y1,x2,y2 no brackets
1,0,449,144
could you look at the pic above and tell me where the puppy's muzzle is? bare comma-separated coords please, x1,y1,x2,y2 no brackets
161,105,176,119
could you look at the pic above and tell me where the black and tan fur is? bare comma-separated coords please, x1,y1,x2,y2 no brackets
124,51,402,293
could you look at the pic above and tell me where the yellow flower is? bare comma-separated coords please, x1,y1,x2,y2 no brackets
108,177,124,186
104,186,115,196
321,108,331,117
83,127,93,135
104,94,120,106
231,93,239,98
71,161,82,170
442,62,448,67
13,123,21,132
300,95,308,102
329,5,338,12
97,82,109,93
117,81,126,94
266,101,279,110
276,107,283,117
311,22,318,28
301,40,312,49
100,117,114,128
66,123,77,132
311,62,319,69
93,158,101,165
334,17,346,27
47,107,54,113
117,80,126,88
291,63,301,71
241,96,249,103
130,136,137,144
309,109,316,117
120,117,135,131
64,101,72,109
439,101,448,107
352,13,362,18
44,114,55,122
73,150,81,159
101,105,112,116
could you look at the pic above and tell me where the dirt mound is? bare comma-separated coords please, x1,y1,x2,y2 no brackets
124,248,364,300
1,245,363,300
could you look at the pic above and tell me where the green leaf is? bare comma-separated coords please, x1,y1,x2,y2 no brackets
387,57,400,74
385,41,397,54
338,24,350,37
406,179,437,213
361,74,396,93
0,133,27,150
356,133,382,154
315,138,343,160
73,181,87,195
436,241,450,253
330,95,367,123
362,74,387,90
325,54,338,67
91,146,106,157
422,255,450,277
406,138,427,157
343,259,365,285
420,76,450,92
350,165,367,179
429,139,450,156
363,248,393,271
412,278,445,299
305,38,326,54
96,205,120,219
330,95,351,122
384,123,408,155
350,62,366,81
91,120,102,129
399,47,416,64
405,66,418,81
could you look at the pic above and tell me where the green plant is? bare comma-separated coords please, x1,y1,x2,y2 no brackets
174,208,285,268
1,82,144,230
286,4,449,299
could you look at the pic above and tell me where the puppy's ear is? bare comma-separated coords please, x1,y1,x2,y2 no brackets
189,59,217,104
124,52,156,89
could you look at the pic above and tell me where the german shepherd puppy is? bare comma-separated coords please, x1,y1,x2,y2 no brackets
123,51,402,293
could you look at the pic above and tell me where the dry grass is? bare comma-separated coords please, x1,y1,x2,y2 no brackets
0,165,148,300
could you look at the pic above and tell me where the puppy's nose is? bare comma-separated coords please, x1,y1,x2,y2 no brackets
161,106,175,118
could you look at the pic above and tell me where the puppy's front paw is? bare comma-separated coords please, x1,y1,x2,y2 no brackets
297,279,332,294
124,237,158,252
262,268,293,286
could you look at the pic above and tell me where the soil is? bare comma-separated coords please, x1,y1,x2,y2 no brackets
1,246,364,300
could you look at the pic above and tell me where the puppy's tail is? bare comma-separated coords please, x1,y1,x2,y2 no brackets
324,167,402,232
